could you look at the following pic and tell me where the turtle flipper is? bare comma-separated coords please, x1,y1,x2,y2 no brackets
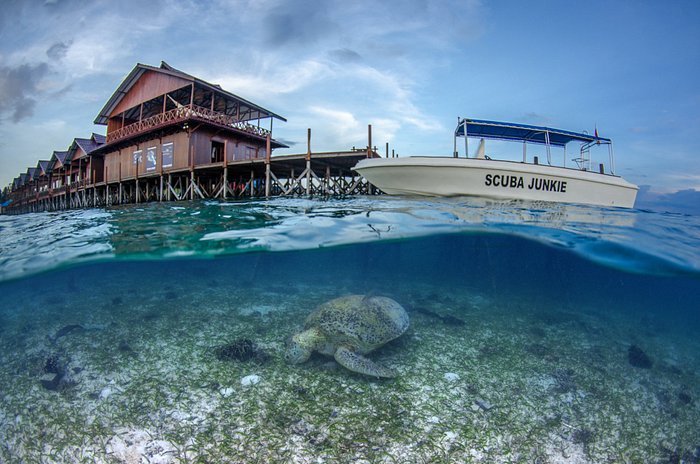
334,346,397,378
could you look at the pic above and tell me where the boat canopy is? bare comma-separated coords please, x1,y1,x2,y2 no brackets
455,118,610,147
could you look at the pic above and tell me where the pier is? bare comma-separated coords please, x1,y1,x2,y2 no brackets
4,146,380,214
2,62,383,215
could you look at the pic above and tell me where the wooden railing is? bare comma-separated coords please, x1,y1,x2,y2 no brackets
106,105,271,143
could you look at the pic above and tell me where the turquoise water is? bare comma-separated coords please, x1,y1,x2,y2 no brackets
0,197,698,462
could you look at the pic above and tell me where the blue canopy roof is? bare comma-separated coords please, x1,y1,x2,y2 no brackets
455,118,610,147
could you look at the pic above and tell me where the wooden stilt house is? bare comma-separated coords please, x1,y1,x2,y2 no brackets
2,60,381,214
90,61,287,199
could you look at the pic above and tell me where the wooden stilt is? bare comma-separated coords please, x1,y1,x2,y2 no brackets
367,124,372,158
265,134,271,197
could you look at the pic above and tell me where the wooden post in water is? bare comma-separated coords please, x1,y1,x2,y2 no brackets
265,133,271,197
135,156,140,204
306,128,311,196
223,165,228,199
118,162,122,205
367,124,374,194
189,142,195,201
367,124,372,158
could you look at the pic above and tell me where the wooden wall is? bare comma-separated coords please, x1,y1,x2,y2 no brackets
111,71,191,119
101,128,273,182
91,157,105,183
103,132,190,182
107,118,122,134
190,128,265,166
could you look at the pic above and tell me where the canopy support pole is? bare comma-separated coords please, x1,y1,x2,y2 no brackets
453,117,458,157
563,144,567,168
463,119,469,158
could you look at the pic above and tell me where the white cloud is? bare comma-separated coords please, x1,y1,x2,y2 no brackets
351,66,444,132
371,118,402,145
307,106,364,146
208,59,333,99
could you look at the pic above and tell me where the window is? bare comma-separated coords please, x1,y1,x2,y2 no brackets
146,146,157,171
162,142,174,168
211,141,224,163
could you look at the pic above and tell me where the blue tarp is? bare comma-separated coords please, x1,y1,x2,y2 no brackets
455,118,610,147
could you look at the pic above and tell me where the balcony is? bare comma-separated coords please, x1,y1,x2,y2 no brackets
106,105,271,144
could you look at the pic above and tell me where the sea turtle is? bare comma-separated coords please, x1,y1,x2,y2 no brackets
285,295,409,378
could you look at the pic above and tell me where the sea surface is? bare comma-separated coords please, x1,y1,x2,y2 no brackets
0,196,698,463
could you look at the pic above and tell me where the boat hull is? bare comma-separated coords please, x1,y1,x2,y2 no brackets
354,157,638,208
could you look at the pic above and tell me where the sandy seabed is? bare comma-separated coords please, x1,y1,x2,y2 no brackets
0,269,698,464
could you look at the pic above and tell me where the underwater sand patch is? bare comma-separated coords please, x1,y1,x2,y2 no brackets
106,428,177,464
239,304,285,316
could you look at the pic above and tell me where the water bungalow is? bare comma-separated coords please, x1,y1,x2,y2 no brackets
2,62,379,214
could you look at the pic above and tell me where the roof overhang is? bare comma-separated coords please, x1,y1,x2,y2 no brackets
94,62,287,125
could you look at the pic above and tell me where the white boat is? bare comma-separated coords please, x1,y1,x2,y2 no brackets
354,118,638,208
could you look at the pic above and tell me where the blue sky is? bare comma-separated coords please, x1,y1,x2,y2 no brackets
1,0,699,204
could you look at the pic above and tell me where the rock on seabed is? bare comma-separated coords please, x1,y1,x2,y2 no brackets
241,374,261,386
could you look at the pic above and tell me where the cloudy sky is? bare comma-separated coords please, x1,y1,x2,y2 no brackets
1,0,699,201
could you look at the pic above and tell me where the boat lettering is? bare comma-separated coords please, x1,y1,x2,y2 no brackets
485,174,567,193
484,174,524,189
527,177,567,193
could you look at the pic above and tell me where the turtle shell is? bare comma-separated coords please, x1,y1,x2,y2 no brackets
305,295,409,352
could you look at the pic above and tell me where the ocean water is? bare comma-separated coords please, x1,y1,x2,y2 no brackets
0,196,698,463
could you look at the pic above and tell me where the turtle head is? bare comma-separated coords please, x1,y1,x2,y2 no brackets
284,329,318,364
